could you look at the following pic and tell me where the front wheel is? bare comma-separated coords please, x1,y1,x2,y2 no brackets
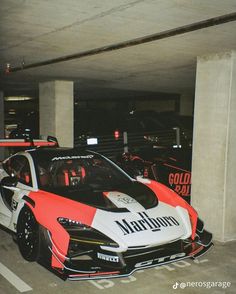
17,206,40,261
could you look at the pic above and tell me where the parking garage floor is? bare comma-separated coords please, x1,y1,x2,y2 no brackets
0,229,235,294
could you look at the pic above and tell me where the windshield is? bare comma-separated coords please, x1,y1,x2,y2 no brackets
36,153,131,191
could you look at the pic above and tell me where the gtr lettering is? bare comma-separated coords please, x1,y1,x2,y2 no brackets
134,252,186,268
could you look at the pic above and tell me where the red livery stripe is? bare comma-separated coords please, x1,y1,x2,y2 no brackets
0,140,57,147
145,180,198,240
27,190,97,268
69,271,120,277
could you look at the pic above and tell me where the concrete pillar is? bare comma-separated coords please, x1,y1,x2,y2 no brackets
191,51,236,242
179,94,194,116
39,81,74,147
0,91,4,160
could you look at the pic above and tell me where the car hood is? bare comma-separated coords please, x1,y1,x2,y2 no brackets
42,181,158,211
91,193,192,252
39,180,192,253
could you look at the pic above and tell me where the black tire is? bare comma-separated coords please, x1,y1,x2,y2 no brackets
17,206,40,261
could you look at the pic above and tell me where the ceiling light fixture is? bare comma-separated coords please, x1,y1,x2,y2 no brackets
4,96,33,101
8,109,16,115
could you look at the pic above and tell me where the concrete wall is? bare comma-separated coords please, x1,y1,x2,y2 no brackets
39,81,74,147
192,51,236,242
180,94,194,116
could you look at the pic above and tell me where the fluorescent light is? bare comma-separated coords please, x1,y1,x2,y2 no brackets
8,109,16,115
5,96,33,101
87,138,98,145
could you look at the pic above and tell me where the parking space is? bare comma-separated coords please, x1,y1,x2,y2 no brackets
0,229,235,294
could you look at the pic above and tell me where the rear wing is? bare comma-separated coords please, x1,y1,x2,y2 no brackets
0,136,58,148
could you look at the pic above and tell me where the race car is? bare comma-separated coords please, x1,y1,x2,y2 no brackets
0,139,213,280
116,147,192,203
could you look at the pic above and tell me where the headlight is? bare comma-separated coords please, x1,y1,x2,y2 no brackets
58,217,91,230
57,217,118,247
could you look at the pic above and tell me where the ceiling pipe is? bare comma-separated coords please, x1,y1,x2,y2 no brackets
8,12,236,73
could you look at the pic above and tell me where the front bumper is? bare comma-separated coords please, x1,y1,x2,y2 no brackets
49,222,213,281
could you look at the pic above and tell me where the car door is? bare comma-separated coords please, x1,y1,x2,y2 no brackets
0,155,33,229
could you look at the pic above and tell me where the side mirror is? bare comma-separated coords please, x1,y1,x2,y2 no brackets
1,176,18,188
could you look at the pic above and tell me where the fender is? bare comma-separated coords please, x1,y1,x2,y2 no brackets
145,180,198,239
26,190,97,269
22,195,35,208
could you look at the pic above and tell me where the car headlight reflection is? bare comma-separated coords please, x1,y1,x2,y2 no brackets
57,217,118,248
58,217,91,230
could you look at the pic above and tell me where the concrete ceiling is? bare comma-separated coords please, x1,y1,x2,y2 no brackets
0,0,236,99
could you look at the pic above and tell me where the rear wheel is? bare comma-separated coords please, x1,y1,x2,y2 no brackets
17,206,40,261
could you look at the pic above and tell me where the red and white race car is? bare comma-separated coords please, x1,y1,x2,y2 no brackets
0,139,213,280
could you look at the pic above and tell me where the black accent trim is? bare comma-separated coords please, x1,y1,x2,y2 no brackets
61,239,213,281
196,218,204,233
47,136,59,147
22,196,35,208
196,230,213,247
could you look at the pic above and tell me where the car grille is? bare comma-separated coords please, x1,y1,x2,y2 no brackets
124,240,183,260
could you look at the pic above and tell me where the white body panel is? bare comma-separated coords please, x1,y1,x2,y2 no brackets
0,157,35,232
92,201,192,253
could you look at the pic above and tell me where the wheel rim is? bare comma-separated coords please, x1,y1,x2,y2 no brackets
17,207,38,260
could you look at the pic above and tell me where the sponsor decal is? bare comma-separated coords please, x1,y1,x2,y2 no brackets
11,199,18,211
134,252,186,268
115,212,179,235
51,155,94,161
97,252,119,263
168,172,191,197
117,195,137,205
